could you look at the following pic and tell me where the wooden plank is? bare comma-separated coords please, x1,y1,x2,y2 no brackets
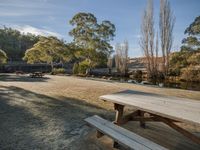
99,90,200,126
114,103,124,125
157,116,200,145
85,115,168,150
139,110,146,128
120,110,140,124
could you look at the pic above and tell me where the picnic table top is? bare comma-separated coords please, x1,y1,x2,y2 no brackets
99,90,200,126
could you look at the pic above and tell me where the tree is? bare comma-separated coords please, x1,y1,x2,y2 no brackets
115,40,129,76
140,0,158,80
159,0,175,75
182,16,200,50
185,16,200,35
69,12,115,72
0,26,39,61
0,49,7,64
23,36,72,71
169,16,200,82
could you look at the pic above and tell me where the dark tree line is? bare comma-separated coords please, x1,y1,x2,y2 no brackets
0,27,40,61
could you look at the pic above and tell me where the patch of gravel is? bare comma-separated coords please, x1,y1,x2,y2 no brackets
0,74,200,150
0,82,113,150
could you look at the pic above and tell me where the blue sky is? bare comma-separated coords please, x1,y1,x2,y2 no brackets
0,0,200,57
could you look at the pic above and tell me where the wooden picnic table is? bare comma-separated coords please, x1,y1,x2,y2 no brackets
99,90,200,145
30,72,44,78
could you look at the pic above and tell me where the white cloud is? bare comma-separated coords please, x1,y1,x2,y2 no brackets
11,25,62,38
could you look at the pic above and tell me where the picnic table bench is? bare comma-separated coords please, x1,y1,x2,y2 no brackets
85,115,167,150
29,72,44,78
85,90,200,149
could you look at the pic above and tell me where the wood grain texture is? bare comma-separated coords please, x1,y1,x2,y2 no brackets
85,115,168,150
99,90,200,126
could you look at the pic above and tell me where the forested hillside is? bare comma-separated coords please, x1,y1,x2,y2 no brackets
0,27,40,61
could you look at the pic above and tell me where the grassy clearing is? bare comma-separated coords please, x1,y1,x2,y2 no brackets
0,74,200,149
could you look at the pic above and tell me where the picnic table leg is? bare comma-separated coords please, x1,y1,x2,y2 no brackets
139,110,146,128
114,103,124,125
113,103,124,148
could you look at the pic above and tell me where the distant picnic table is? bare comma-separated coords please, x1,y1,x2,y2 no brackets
29,72,44,78
85,90,200,149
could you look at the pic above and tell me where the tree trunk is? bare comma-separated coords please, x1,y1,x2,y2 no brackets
50,61,54,72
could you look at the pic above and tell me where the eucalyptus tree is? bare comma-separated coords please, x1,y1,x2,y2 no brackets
69,12,115,69
169,16,200,79
23,36,72,71
182,16,200,50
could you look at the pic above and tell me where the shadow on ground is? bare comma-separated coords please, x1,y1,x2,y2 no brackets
0,74,50,82
0,85,114,150
0,84,200,150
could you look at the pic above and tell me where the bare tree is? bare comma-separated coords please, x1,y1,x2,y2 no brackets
155,32,159,73
140,0,157,79
115,43,121,73
115,41,129,76
124,40,129,75
107,56,113,74
159,0,175,75
107,57,113,68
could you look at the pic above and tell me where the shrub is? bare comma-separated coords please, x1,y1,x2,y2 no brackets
180,66,200,82
52,68,65,75
134,70,143,79
78,60,90,74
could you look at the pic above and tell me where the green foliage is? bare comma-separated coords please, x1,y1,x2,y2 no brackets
23,36,72,70
187,52,200,65
0,49,7,64
182,16,200,51
78,59,90,74
69,12,115,69
51,68,66,75
185,16,200,35
23,49,44,64
170,47,200,80
72,60,91,75
170,16,200,82
182,36,200,47
0,26,39,61
180,66,200,82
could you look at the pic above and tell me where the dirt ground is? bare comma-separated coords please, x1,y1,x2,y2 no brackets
0,74,200,150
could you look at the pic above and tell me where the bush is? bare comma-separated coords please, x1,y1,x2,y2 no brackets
78,60,90,74
51,68,65,75
157,72,165,82
134,70,143,79
132,70,143,82
180,66,200,82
